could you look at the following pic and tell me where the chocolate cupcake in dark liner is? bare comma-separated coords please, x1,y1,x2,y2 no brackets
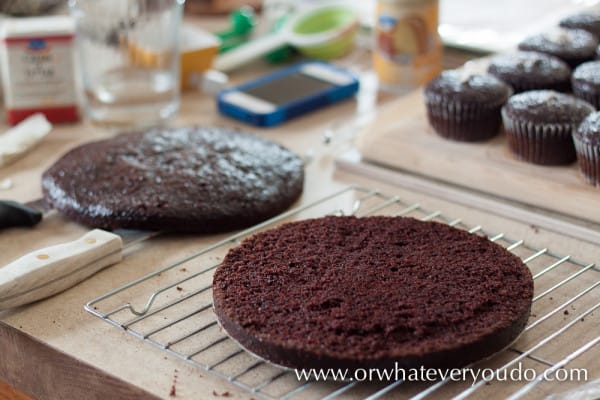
518,28,598,68
573,111,600,186
487,51,571,93
560,12,600,39
501,91,594,165
572,61,600,109
425,70,512,142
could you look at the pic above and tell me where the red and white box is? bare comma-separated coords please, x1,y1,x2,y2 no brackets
0,16,79,125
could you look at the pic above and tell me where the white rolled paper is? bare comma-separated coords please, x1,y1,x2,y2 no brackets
0,113,52,167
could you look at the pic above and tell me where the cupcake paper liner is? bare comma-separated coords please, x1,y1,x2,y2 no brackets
502,108,578,165
574,136,600,186
426,96,504,142
572,86,600,110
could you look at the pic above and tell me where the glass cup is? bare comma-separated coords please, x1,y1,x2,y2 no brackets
69,0,184,127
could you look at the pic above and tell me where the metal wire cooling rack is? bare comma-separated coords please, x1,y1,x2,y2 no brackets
85,186,599,400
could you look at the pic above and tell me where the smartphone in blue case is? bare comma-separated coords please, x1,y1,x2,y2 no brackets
217,61,360,127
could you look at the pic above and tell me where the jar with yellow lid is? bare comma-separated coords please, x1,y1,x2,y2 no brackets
373,0,442,91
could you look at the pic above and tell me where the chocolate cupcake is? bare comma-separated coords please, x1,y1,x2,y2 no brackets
518,28,598,68
502,91,594,165
573,112,600,186
572,61,600,109
487,51,571,93
560,12,600,39
425,70,512,142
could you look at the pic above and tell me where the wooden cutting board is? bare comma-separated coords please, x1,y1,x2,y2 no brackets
356,89,600,224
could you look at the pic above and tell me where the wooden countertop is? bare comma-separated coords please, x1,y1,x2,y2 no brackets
0,16,597,400
0,78,358,399
0,32,384,396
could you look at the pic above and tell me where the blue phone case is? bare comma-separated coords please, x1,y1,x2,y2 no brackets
217,61,360,127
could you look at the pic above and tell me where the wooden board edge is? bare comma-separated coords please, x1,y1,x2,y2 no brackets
0,322,160,400
334,155,600,247
0,380,33,400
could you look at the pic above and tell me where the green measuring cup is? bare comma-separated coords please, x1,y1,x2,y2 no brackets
213,3,358,72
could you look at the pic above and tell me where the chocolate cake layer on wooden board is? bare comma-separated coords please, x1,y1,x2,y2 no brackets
42,127,304,232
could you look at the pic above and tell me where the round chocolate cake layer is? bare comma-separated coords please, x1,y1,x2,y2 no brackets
42,127,304,232
213,216,533,371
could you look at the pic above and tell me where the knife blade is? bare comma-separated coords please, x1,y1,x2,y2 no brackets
0,199,159,310
0,199,45,229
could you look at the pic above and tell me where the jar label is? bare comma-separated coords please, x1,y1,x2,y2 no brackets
374,1,442,88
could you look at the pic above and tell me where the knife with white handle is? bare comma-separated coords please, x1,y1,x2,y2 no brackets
0,229,124,310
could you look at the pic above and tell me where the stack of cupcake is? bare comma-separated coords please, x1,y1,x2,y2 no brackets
424,10,600,188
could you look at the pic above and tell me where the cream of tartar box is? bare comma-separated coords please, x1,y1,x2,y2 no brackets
0,16,79,125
